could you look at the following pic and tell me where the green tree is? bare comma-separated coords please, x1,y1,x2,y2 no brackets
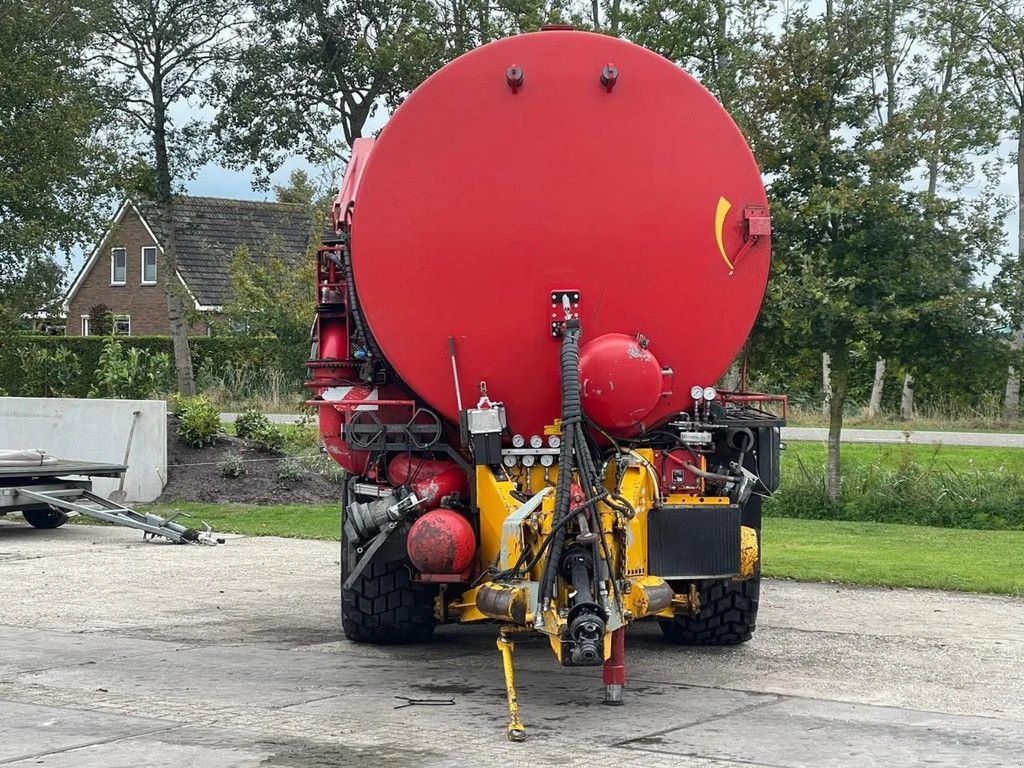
214,0,553,176
0,256,65,329
961,1,1024,417
0,1,113,323
220,244,316,380
91,0,245,395
751,1,1002,501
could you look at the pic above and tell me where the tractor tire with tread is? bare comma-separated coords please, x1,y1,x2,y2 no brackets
659,577,759,645
341,524,437,644
22,507,69,529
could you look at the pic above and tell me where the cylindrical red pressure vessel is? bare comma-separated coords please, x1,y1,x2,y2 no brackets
346,30,771,436
387,455,468,510
407,508,477,574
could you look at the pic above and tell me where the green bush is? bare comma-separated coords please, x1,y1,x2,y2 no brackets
234,408,271,439
276,456,306,482
90,339,172,399
176,395,221,448
16,345,81,397
219,452,245,478
764,456,1024,530
0,335,287,399
247,421,285,452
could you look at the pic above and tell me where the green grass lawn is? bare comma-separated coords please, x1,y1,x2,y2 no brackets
135,501,1024,596
763,517,1024,596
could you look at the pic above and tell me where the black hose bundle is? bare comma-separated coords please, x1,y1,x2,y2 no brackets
537,321,583,605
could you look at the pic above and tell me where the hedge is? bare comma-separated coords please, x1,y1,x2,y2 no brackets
0,335,294,398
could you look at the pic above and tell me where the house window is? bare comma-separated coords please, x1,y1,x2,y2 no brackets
141,246,157,284
112,314,131,336
81,315,91,336
111,247,127,285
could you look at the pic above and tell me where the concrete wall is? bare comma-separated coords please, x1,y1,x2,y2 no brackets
0,397,167,502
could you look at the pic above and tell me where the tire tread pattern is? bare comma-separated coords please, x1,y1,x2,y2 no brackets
659,577,759,645
341,530,436,644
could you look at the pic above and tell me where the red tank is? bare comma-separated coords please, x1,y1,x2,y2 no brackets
334,29,770,437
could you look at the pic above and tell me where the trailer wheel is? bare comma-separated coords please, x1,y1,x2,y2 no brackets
22,507,70,530
341,523,437,644
659,577,760,645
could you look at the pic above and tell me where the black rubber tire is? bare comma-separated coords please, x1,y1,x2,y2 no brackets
659,577,760,645
22,507,69,529
341,524,437,644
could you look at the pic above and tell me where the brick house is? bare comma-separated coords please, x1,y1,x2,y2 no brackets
64,196,314,336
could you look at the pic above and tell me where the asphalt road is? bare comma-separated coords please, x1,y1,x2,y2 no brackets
1,521,1022,767
222,413,1024,448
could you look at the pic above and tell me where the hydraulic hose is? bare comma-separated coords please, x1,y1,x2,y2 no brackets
538,321,582,608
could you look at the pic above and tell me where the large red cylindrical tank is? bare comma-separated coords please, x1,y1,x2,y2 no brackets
349,30,770,436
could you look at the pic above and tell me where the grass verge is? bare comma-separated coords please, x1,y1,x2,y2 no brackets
139,501,339,540
134,502,1023,595
763,517,1024,595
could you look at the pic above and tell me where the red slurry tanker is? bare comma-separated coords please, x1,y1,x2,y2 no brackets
307,28,784,740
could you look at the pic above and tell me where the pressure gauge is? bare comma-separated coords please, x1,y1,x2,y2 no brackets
548,435,561,448
690,385,705,400
702,386,717,401
511,434,526,448
521,454,536,467
540,454,554,467
503,455,518,467
530,435,544,449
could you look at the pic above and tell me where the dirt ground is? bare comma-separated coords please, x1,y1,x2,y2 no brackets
160,422,342,505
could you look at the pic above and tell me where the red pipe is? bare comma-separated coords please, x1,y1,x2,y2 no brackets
603,626,625,706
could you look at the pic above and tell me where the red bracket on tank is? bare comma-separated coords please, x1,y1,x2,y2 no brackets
727,206,771,274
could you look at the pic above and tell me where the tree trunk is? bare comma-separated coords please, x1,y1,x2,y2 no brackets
721,356,742,390
900,372,914,421
591,0,599,28
867,358,885,418
152,77,195,396
826,350,848,504
1006,328,1023,420
1005,116,1024,420
822,352,832,418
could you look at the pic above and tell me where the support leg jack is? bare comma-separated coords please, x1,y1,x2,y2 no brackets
497,626,526,742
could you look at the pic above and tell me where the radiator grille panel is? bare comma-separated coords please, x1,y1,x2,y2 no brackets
648,505,742,579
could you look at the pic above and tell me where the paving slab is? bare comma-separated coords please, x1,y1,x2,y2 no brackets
1,524,1022,767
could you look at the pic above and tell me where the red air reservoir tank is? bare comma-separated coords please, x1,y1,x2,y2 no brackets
336,29,771,437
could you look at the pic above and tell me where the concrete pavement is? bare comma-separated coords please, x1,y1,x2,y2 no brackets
2,520,1022,767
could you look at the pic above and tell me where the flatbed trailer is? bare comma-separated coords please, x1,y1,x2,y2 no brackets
0,459,217,544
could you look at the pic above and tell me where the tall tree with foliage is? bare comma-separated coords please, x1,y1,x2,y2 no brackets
0,1,113,326
962,1,1024,418
214,0,555,177
751,0,1001,501
91,0,245,394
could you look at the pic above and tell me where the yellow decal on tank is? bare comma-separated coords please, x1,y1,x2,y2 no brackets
715,196,734,272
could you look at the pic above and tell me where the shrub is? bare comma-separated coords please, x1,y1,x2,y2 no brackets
219,452,245,478
0,335,286,399
16,345,81,397
234,408,271,439
176,395,221,448
91,339,172,399
276,456,306,482
248,421,285,452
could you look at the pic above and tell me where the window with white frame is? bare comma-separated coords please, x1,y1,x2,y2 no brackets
112,314,131,336
141,246,157,284
111,247,127,284
81,315,91,336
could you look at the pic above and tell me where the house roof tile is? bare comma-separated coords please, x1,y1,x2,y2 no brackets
138,196,314,307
